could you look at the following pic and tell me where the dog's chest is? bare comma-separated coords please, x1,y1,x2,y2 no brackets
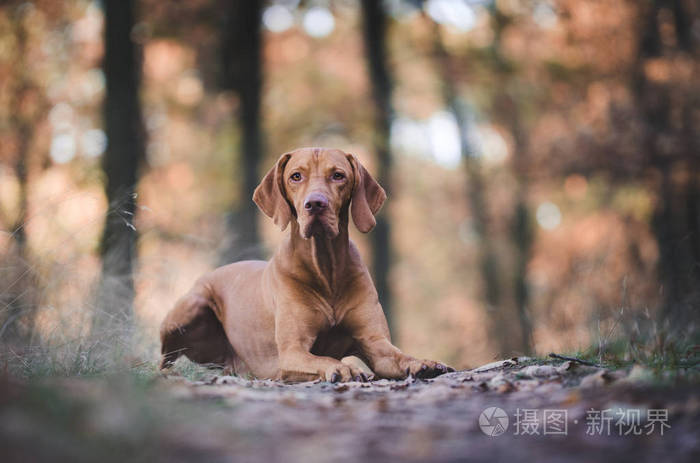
314,290,357,329
310,325,354,358
316,298,342,328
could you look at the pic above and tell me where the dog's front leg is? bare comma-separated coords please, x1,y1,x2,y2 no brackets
344,302,453,379
274,307,368,382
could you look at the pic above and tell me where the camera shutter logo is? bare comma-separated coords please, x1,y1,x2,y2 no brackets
479,407,509,437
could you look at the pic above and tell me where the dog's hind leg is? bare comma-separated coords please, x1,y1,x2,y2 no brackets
159,289,234,370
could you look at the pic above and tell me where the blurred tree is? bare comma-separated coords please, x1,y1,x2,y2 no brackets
0,1,54,255
6,5,32,257
632,0,700,324
220,0,264,262
488,5,533,355
361,0,394,331
96,0,146,331
428,19,503,347
427,5,532,355
0,2,47,346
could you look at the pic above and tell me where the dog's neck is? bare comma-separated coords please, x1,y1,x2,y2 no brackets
286,207,350,297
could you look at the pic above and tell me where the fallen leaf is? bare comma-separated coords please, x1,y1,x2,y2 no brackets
472,359,517,373
579,369,614,388
496,381,515,393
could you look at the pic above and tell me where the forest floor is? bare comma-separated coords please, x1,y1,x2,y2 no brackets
1,356,698,462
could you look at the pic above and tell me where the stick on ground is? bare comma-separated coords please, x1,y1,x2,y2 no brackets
548,353,599,367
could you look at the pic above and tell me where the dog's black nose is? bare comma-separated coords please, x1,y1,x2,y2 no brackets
304,193,329,214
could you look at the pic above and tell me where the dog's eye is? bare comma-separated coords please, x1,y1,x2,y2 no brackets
332,172,345,181
290,172,302,182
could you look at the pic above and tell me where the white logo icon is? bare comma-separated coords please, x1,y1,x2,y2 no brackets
479,407,509,437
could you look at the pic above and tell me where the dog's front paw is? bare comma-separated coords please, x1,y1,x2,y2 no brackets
400,358,454,379
323,363,370,383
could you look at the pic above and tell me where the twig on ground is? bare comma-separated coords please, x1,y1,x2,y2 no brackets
548,353,600,367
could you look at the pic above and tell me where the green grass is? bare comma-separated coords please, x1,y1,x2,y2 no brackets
0,325,221,384
550,330,700,384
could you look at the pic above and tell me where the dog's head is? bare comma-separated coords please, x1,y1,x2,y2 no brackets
253,147,386,239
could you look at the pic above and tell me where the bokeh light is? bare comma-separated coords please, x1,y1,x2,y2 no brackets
263,5,294,33
302,7,335,38
536,201,562,230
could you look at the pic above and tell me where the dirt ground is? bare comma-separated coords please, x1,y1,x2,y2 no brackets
1,357,698,462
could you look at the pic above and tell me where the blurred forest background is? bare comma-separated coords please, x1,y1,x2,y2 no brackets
0,0,698,375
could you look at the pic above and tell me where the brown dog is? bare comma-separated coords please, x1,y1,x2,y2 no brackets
160,147,453,382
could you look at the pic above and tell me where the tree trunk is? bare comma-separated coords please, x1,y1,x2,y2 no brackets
7,7,31,258
508,110,533,355
430,14,532,356
634,0,700,325
490,6,533,355
361,0,394,332
220,0,264,263
429,22,503,352
1,7,35,346
96,0,145,332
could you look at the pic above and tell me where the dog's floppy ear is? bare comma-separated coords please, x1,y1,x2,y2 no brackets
253,152,293,230
346,154,386,233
